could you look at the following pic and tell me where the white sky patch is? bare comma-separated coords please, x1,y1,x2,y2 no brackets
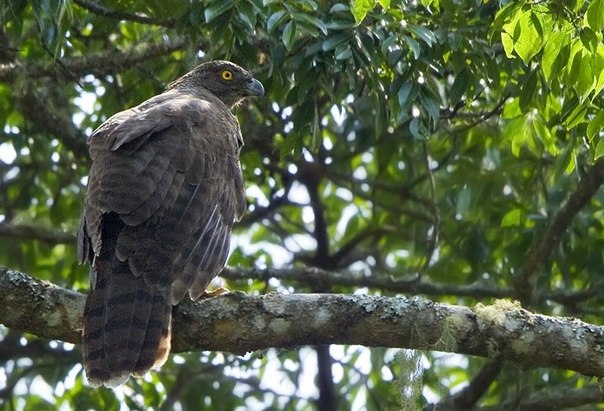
335,204,359,239
330,104,346,125
0,365,5,395
0,143,16,163
232,233,292,268
361,151,373,163
73,77,105,128
335,187,353,201
386,249,411,267
352,166,367,180
301,205,314,225
288,181,310,204
284,234,317,254
246,185,269,207
287,163,298,175
302,148,313,162
257,348,319,401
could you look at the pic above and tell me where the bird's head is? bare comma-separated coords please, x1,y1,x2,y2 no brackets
169,60,264,108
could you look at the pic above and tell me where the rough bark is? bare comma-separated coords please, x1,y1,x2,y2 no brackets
2,267,604,377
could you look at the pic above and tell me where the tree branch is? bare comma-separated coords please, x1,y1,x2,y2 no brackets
299,159,330,262
228,267,604,308
0,222,75,245
430,360,502,410
18,83,89,162
221,266,513,299
3,267,604,377
513,157,604,304
315,345,337,411
72,0,178,27
0,37,188,83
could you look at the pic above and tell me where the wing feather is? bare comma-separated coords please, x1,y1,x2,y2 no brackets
82,90,245,305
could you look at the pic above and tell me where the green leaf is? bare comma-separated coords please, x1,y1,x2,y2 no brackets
406,24,436,46
279,134,302,160
564,147,577,174
579,27,599,53
587,111,604,141
531,115,557,156
450,69,471,103
518,70,538,112
564,103,587,129
587,0,604,31
204,0,233,22
292,12,328,36
502,98,521,119
325,18,354,30
419,88,440,129
398,82,418,110
508,115,529,156
322,32,352,51
23,395,56,411
595,138,604,160
387,48,404,66
419,0,437,7
501,208,522,227
351,0,376,24
542,31,569,82
456,186,472,215
267,10,287,33
569,51,595,101
409,117,422,139
403,35,421,59
501,30,515,58
592,45,604,91
282,20,296,50
513,10,544,64
493,0,523,32
374,92,387,136
335,44,353,59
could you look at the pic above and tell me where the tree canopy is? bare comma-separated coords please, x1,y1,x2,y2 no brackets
2,0,604,409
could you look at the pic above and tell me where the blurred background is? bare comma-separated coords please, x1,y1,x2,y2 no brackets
2,0,604,409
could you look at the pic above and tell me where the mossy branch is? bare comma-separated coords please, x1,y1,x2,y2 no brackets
2,267,604,377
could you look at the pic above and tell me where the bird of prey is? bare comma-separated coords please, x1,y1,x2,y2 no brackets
77,60,264,387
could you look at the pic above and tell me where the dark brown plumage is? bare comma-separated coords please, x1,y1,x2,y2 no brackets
77,60,264,387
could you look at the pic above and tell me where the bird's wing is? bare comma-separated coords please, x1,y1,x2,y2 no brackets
79,92,246,303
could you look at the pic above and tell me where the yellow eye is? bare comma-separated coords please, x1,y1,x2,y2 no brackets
221,70,234,81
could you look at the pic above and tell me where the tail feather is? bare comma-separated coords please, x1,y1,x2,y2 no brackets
134,294,172,375
82,213,172,387
83,264,172,387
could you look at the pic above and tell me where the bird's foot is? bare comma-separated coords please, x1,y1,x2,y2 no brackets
201,287,230,298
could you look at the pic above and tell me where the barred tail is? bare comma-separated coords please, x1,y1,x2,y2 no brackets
82,213,172,387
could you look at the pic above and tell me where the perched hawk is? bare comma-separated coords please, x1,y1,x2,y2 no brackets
77,60,264,387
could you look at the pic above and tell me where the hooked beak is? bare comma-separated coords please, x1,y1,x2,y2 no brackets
245,77,265,98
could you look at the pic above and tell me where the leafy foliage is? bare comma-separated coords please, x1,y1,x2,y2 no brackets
1,0,604,409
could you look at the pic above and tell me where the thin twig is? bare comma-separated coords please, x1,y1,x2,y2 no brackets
73,0,178,27
0,222,75,245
